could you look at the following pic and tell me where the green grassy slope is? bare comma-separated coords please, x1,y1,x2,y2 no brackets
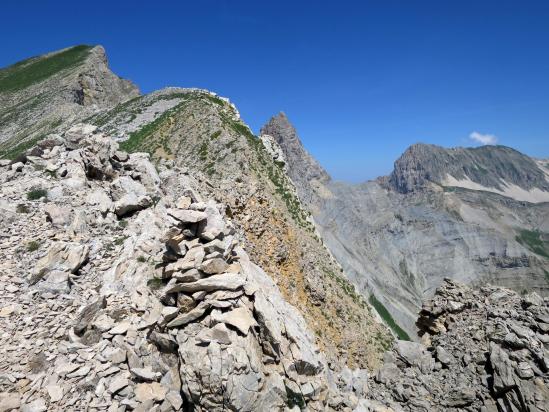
0,45,92,93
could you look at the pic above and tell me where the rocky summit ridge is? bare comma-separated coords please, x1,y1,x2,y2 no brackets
0,45,139,159
0,45,547,411
0,126,372,411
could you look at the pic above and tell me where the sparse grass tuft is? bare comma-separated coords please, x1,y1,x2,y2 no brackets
147,278,164,290
27,188,47,200
114,236,127,246
27,241,40,252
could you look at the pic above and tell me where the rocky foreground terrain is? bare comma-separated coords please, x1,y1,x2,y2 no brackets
0,126,374,411
1,45,394,371
0,125,547,412
0,45,547,411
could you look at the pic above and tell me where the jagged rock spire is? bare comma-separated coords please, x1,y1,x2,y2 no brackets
261,112,330,207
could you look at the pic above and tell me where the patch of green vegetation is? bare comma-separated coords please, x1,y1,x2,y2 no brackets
206,161,216,177
118,220,128,229
27,241,40,252
0,45,92,93
27,188,47,200
543,269,549,283
198,142,208,161
147,278,164,290
114,236,128,246
202,93,225,106
137,256,147,263
88,95,142,127
119,97,193,154
265,161,311,228
368,294,411,341
210,130,222,140
0,133,44,160
0,93,47,128
1,117,64,160
515,229,549,259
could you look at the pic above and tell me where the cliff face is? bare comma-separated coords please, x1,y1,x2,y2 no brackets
0,45,139,159
389,143,549,202
260,112,331,208
266,113,549,340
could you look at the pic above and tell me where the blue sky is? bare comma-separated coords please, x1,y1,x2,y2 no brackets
2,1,548,182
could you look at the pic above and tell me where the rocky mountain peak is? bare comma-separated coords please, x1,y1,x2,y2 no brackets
261,111,292,132
261,112,330,207
389,142,549,202
0,45,139,160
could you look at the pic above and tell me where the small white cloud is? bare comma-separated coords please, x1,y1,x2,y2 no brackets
469,131,498,145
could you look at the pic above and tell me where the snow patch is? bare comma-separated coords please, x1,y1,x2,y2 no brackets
442,174,549,203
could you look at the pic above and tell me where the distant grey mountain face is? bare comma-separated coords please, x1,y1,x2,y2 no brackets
263,113,549,339
390,143,549,202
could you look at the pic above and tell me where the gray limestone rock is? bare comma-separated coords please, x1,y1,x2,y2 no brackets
31,241,89,284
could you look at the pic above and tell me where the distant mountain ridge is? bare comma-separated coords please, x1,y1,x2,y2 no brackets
264,113,549,339
389,143,549,202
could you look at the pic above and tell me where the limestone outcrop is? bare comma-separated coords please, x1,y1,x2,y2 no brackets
0,127,372,411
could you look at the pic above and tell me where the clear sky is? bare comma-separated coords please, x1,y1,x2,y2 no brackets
2,1,548,182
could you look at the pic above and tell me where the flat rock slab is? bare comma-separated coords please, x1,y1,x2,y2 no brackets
134,382,168,402
46,385,63,402
167,209,207,223
109,321,131,335
108,376,129,394
212,307,256,335
170,273,246,293
167,302,209,328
